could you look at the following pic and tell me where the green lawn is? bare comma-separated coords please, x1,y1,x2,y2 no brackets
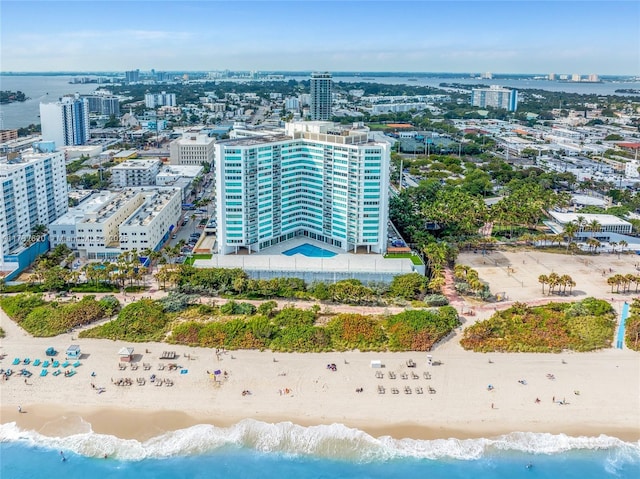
185,254,213,265
384,252,423,265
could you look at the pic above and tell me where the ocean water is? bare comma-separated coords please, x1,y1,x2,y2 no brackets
1,420,639,479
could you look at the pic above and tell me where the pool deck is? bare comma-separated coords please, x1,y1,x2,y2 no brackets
195,238,415,274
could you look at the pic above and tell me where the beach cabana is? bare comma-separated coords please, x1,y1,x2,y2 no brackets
66,345,81,359
118,347,134,362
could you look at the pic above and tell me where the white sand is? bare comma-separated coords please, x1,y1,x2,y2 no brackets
1,249,638,441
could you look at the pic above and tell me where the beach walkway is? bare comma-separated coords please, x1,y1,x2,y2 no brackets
617,301,630,349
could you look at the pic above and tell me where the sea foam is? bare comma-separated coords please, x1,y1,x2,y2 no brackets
1,419,639,464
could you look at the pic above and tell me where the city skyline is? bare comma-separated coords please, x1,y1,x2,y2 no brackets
1,1,637,75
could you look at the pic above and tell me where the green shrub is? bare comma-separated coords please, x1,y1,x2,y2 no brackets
80,299,168,341
220,300,256,315
325,313,386,351
461,298,616,352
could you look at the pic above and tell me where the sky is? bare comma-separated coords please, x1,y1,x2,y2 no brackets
0,0,638,75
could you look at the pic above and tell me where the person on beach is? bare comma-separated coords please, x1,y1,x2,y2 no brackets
17,406,21,413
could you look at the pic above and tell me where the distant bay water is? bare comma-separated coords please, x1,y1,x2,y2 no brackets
1,74,638,130
0,76,99,130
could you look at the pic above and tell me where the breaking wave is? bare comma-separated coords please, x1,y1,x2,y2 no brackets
1,419,638,465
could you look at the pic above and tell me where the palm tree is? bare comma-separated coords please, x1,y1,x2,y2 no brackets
538,274,549,294
563,222,578,252
624,274,635,294
587,219,601,237
25,224,48,247
607,276,618,293
559,274,573,295
619,240,628,254
547,272,560,295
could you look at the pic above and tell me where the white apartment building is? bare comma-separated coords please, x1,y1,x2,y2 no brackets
369,103,428,114
169,132,215,166
144,91,177,108
119,188,182,253
625,160,639,178
110,159,162,187
215,121,390,255
50,188,181,260
155,164,203,185
471,85,518,111
40,94,90,147
0,149,68,255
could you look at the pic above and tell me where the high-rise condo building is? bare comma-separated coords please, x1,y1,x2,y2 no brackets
470,85,518,112
145,92,177,108
40,94,90,147
310,72,332,120
125,69,140,83
85,95,120,116
215,121,390,255
0,149,68,255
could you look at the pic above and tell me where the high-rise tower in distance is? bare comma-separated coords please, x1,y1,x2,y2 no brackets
310,72,332,120
39,94,90,147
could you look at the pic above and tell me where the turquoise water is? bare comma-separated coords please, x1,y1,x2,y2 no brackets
617,302,630,349
1,421,639,478
283,244,337,258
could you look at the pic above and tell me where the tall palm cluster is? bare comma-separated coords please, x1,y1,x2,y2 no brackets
422,242,457,292
537,272,577,295
453,264,488,297
606,274,640,294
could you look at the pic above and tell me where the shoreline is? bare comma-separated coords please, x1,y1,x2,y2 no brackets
1,249,639,448
2,405,639,443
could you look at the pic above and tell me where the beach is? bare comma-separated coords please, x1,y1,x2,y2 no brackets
1,250,639,446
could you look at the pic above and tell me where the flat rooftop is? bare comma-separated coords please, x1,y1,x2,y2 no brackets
548,211,632,227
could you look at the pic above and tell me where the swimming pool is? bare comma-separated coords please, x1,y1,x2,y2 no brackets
282,243,337,258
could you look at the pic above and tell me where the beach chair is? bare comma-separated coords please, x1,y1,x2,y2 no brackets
130,363,138,371
23,358,30,365
428,386,436,394
411,372,419,380
73,361,81,368
377,385,385,394
52,360,60,368
143,363,151,370
404,386,412,394
33,359,41,367
40,369,48,377
118,363,127,370
53,370,61,376
401,372,408,380
157,363,165,370
423,372,431,380
416,387,424,394
62,361,70,368
12,358,20,365
43,360,50,368
391,387,399,394
388,372,396,379
66,370,76,377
